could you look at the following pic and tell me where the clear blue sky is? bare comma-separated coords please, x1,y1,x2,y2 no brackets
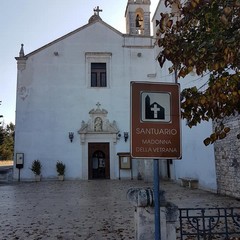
0,0,159,125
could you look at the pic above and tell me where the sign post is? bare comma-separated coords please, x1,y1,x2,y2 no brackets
16,153,24,182
130,82,181,240
154,159,160,239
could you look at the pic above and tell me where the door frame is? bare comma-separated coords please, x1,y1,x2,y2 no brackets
88,142,110,179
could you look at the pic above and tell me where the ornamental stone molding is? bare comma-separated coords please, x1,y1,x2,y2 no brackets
18,85,30,101
78,102,120,143
15,44,28,71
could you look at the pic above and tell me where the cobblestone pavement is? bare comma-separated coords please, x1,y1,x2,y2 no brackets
0,180,239,240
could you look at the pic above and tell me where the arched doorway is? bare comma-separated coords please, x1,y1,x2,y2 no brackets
88,143,110,179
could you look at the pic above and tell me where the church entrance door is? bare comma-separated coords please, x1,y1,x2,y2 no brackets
88,143,110,179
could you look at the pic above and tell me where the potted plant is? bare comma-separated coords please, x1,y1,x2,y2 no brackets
30,160,42,181
56,161,65,181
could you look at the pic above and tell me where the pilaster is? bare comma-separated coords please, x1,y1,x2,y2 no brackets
15,44,28,71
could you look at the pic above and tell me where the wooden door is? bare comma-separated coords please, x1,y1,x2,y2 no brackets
88,143,110,179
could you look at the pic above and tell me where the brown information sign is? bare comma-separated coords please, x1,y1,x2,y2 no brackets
131,82,181,159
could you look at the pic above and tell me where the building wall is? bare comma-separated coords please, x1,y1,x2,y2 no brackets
14,21,156,180
14,1,220,193
214,114,240,198
151,1,217,191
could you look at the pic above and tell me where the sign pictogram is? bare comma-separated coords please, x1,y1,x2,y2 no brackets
131,82,181,159
141,92,171,122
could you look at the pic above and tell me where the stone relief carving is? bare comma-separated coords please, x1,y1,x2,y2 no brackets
78,103,120,143
80,121,88,131
94,117,103,132
18,86,29,100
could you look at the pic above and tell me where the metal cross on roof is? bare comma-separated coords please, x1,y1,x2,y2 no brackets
94,6,102,16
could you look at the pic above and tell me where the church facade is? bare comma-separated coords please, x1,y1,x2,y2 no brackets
14,0,217,191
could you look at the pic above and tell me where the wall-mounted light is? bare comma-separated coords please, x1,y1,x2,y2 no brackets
69,132,74,142
117,132,121,139
124,132,129,142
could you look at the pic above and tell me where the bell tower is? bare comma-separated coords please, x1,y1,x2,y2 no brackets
125,0,151,36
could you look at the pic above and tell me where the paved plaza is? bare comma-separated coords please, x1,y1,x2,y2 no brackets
0,180,240,240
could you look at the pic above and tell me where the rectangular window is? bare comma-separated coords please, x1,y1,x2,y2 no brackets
86,52,111,88
91,63,107,87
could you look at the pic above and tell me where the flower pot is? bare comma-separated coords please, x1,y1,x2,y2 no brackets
58,175,64,181
35,175,41,182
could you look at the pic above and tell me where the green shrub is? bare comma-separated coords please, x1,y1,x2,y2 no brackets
30,160,41,175
56,161,65,176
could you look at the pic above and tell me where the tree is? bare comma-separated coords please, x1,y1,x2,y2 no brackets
0,123,15,160
0,101,3,124
156,0,240,145
0,101,3,146
0,101,15,159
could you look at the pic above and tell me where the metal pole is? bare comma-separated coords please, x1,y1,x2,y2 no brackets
154,159,161,240
18,168,20,182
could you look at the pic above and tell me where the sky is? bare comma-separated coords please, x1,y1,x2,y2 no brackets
0,0,159,125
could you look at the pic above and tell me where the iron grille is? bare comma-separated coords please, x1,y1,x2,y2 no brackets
178,207,240,240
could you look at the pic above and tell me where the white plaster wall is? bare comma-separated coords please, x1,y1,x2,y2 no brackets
152,64,217,190
150,1,217,191
176,74,217,191
14,21,156,180
173,121,217,191
14,10,218,190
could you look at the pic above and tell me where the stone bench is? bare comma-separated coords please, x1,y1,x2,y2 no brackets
180,177,198,189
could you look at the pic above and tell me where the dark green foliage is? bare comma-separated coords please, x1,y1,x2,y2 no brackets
0,123,15,160
30,160,42,175
156,0,240,144
56,161,65,176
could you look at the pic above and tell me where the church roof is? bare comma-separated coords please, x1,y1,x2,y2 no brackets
17,13,123,59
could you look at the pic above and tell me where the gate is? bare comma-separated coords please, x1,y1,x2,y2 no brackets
178,207,240,239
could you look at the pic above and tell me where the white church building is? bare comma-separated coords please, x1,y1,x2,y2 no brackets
14,0,217,191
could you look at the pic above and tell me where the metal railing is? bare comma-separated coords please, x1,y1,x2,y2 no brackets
178,207,240,240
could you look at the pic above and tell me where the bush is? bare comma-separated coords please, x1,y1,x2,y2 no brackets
56,161,65,176
30,160,41,175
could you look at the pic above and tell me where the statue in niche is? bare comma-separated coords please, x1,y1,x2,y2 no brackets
136,14,143,28
94,117,103,132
